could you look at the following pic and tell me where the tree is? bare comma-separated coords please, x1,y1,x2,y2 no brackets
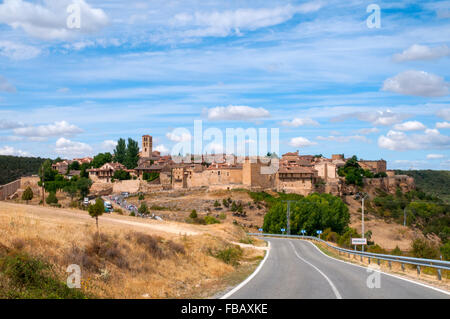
88,198,104,231
113,169,131,180
92,153,112,168
76,177,92,199
125,138,140,169
190,209,198,219
22,186,33,204
39,159,58,182
63,183,78,201
138,202,149,215
114,138,126,164
69,161,80,170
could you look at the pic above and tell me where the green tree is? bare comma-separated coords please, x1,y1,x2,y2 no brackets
63,183,78,201
22,186,33,204
88,198,104,231
114,138,127,164
190,209,198,219
113,169,131,180
38,160,57,182
125,138,140,169
76,177,92,199
138,202,149,215
92,153,112,168
69,161,80,170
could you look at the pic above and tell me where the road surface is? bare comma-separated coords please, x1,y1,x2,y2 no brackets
225,237,450,299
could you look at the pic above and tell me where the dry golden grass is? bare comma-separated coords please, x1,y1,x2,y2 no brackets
0,202,264,299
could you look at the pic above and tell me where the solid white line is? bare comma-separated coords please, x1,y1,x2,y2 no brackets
220,241,271,299
304,240,450,297
288,241,343,299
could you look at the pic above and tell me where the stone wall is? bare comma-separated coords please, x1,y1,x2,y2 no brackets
0,179,21,200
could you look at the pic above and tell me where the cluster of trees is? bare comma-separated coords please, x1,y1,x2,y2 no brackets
38,160,92,201
263,193,350,235
394,170,450,203
337,156,387,186
113,138,140,169
0,155,49,185
142,172,159,182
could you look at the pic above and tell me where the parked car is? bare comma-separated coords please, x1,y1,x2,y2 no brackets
104,201,113,213
83,197,89,206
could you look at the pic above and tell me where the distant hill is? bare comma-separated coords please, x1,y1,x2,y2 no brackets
395,170,450,203
0,155,49,185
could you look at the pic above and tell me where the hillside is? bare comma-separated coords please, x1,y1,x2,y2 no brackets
0,155,49,185
395,170,450,203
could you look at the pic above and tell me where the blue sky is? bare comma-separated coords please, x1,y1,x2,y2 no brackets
0,0,449,169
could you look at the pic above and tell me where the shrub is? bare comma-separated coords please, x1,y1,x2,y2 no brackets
391,246,403,256
21,187,33,204
214,200,221,207
113,208,123,215
411,238,440,259
138,202,149,215
214,246,243,266
440,242,450,261
138,194,144,200
45,192,58,205
204,216,220,225
218,212,226,220
189,210,198,219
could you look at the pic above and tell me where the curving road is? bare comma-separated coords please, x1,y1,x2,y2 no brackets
224,238,450,299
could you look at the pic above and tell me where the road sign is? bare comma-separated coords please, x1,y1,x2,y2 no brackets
316,230,322,234
281,228,286,232
301,230,306,234
258,228,263,232
351,238,367,245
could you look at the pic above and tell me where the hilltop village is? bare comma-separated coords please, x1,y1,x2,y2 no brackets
49,135,415,197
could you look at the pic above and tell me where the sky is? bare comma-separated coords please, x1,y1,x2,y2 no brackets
0,0,449,170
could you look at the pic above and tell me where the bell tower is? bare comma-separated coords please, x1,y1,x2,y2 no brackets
142,135,152,158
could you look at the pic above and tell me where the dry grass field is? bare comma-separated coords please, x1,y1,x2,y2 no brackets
0,202,264,299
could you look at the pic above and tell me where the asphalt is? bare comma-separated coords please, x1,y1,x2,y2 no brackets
226,237,450,299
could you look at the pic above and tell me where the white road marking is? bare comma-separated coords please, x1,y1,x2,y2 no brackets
289,241,343,299
304,240,450,297
220,241,271,299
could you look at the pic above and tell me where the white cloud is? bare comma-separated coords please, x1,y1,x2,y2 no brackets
427,154,445,159
436,121,450,129
316,135,369,143
101,139,117,151
166,131,192,142
154,144,169,154
0,0,109,40
172,2,322,38
393,44,450,62
0,119,23,130
332,110,408,126
0,75,16,93
378,129,450,151
207,105,270,121
0,41,41,60
55,137,92,157
382,70,449,97
393,121,426,131
437,109,450,121
0,145,30,156
288,136,317,147
281,117,319,127
13,121,82,138
358,127,379,135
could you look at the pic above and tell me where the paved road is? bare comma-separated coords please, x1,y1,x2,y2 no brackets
226,238,450,299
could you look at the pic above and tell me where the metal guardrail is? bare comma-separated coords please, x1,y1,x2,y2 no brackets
248,233,450,280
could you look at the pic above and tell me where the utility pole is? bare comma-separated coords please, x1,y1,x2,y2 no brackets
355,192,368,253
403,207,406,227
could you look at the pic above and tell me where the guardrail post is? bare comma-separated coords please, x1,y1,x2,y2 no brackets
437,269,442,281
388,261,391,269
377,259,380,266
401,263,405,271
417,265,421,275
368,257,371,264
360,255,363,262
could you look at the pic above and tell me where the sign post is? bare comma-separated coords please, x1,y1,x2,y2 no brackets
300,229,306,236
316,230,322,240
281,228,286,235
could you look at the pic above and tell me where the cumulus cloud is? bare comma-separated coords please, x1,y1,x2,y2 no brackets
382,70,449,97
0,41,41,60
393,121,426,131
332,110,408,126
207,105,270,121
393,44,450,62
378,129,450,151
436,121,450,129
171,2,322,38
437,109,450,121
0,0,109,40
427,154,445,159
154,144,169,154
0,119,23,130
288,136,317,147
0,145,30,156
166,131,192,142
0,75,16,93
14,121,82,138
101,139,117,151
281,117,319,127
316,135,369,143
55,137,92,156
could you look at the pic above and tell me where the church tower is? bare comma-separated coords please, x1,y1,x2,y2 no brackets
142,135,152,158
